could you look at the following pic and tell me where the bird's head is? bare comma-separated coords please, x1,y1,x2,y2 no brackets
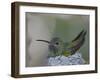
36,37,63,53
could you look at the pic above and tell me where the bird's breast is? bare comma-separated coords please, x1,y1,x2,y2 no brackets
49,45,58,53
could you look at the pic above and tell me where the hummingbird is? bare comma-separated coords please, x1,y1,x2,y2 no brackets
36,30,87,57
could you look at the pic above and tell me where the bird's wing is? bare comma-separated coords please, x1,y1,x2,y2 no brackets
66,30,86,55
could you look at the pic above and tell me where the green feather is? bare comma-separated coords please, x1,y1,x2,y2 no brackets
63,51,71,57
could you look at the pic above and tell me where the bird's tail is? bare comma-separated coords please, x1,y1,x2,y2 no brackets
72,29,86,42
70,29,87,55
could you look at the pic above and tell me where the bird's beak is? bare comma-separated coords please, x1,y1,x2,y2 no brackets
36,40,50,44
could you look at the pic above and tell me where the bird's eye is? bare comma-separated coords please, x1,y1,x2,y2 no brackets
56,42,59,45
